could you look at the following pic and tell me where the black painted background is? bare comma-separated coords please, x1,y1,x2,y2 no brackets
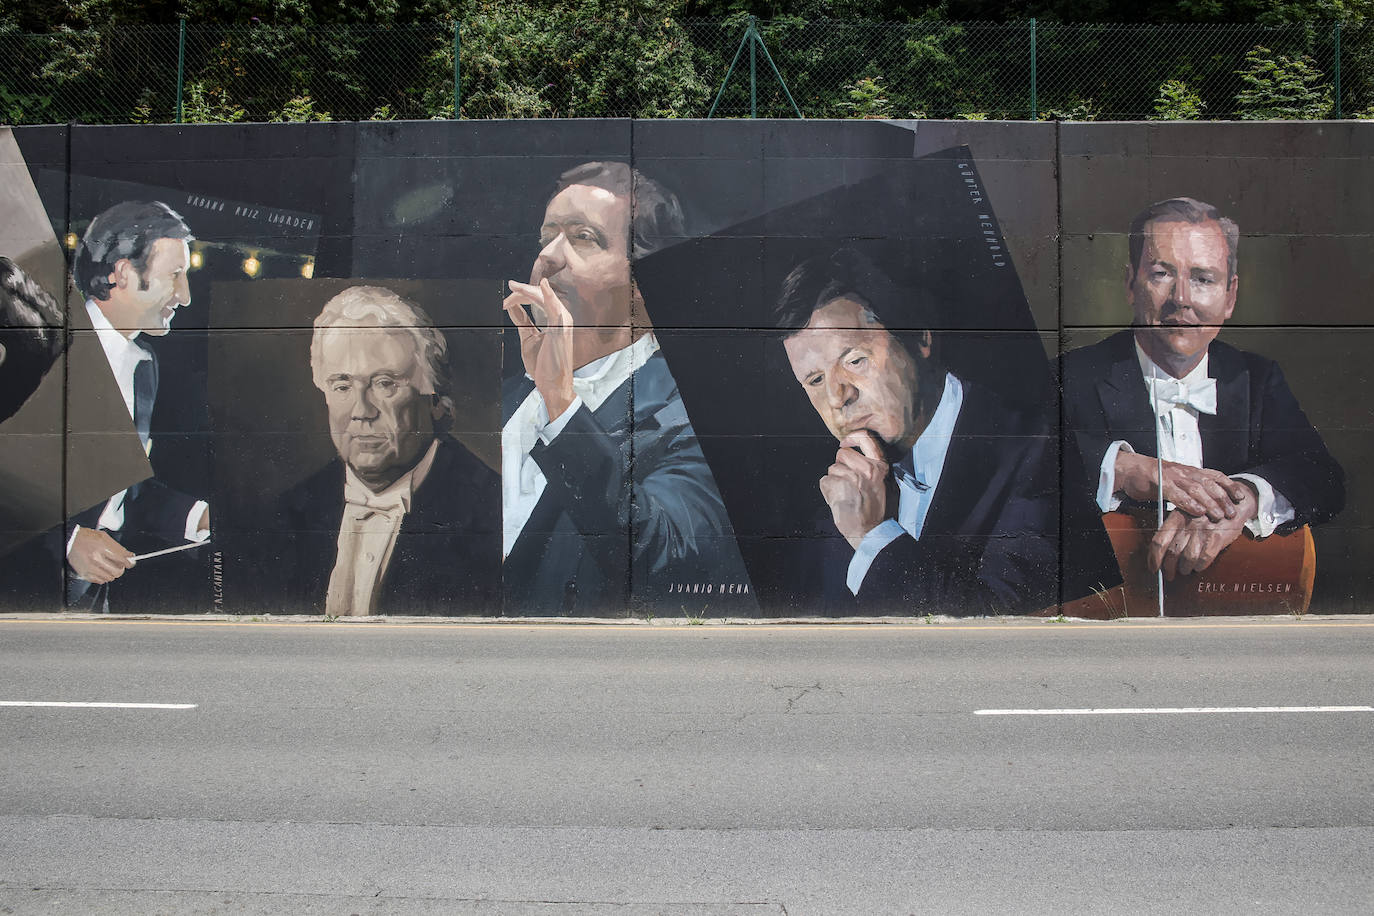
1,120,1369,615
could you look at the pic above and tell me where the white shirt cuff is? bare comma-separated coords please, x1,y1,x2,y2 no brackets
185,501,211,543
536,395,584,445
1232,474,1294,539
1097,440,1133,513
66,525,81,556
846,519,906,596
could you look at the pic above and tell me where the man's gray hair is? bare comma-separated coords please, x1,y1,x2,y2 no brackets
1129,197,1239,280
310,285,454,424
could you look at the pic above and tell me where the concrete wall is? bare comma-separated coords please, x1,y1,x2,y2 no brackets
0,119,1368,617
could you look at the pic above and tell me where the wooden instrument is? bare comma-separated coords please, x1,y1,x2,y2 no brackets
1055,507,1315,619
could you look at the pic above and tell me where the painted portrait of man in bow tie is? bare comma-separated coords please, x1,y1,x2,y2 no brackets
1062,197,1345,583
279,285,500,616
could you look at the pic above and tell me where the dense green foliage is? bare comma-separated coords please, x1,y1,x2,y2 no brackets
6,0,1371,30
1,1,1370,122
1234,44,1333,116
1152,77,1206,117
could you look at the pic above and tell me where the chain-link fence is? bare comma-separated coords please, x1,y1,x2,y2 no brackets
1,18,1370,125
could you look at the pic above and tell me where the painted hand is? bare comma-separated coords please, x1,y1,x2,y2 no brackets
1148,483,1258,580
67,527,135,584
504,278,577,422
819,431,890,551
1116,451,1251,523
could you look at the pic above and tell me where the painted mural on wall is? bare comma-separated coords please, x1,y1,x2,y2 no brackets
1061,196,1344,615
209,277,501,615
0,120,1366,617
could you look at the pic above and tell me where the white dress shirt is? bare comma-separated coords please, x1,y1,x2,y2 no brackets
847,372,964,595
1095,340,1293,537
325,438,439,616
67,301,209,557
501,332,659,557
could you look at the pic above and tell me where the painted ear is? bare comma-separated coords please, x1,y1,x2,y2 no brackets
110,258,136,290
915,330,933,360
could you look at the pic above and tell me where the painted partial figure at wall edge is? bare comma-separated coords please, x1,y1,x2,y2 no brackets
0,257,65,425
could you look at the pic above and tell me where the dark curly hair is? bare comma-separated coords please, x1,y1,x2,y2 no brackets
552,161,685,259
0,256,66,423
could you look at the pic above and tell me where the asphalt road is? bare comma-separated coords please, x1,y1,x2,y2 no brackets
1,617,1371,914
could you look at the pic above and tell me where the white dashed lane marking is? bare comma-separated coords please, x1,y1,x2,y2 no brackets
975,706,1372,716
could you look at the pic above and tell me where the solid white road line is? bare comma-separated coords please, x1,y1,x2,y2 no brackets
0,708,199,714
975,706,1373,716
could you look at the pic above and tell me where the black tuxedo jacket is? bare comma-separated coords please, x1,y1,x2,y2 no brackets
69,339,200,545
62,339,203,609
1061,330,1344,530
280,434,501,615
502,351,749,616
829,378,1118,616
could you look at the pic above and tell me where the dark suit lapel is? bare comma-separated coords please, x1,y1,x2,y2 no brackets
505,372,635,568
1201,342,1250,472
625,352,674,425
595,369,636,432
1097,333,1157,457
921,435,975,539
920,382,991,539
404,439,480,534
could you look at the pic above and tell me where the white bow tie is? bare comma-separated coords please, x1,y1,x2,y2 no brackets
1147,376,1217,416
343,481,408,522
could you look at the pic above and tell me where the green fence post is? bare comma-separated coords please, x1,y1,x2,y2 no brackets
1029,18,1037,121
749,15,757,119
707,15,801,119
175,18,186,124
453,23,461,119
1334,21,1342,119
756,28,803,118
708,18,752,118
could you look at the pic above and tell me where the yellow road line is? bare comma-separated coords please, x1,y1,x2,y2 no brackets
1,617,1371,632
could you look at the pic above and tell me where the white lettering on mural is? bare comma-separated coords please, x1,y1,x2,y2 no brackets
666,583,751,595
1195,581,1294,594
184,194,316,233
955,162,1008,269
212,550,224,608
184,194,226,212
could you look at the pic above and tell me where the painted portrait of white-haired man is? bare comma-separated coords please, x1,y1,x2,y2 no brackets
309,285,456,429
282,284,500,616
